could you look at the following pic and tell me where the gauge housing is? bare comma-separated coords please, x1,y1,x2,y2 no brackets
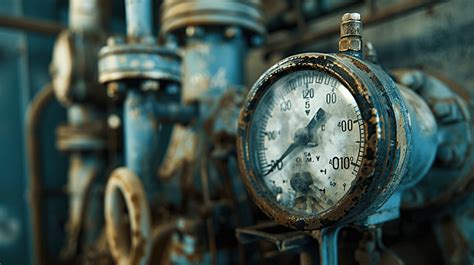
237,53,413,230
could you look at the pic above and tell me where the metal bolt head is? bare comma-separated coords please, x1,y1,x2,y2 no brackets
107,82,124,99
339,12,363,53
224,27,242,39
107,36,125,46
108,114,121,129
342,12,361,22
141,80,160,92
186,26,204,38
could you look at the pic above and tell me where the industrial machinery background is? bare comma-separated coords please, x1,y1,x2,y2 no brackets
0,0,473,265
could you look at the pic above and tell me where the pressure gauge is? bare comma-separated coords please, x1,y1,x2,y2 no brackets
237,53,415,230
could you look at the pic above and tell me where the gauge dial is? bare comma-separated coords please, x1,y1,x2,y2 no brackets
239,53,412,230
249,70,365,216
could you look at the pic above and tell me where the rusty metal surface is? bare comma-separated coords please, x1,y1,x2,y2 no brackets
69,0,105,33
61,153,103,260
236,222,314,252
50,30,106,106
125,0,151,38
56,122,107,152
237,52,414,230
160,0,265,44
98,39,181,84
104,167,151,265
394,70,474,212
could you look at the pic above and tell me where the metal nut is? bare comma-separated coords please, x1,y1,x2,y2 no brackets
339,38,362,52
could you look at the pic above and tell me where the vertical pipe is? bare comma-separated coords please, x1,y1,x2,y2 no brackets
182,30,247,103
124,90,160,196
26,84,55,265
69,0,103,32
319,226,342,265
61,105,105,259
125,0,152,38
63,153,102,258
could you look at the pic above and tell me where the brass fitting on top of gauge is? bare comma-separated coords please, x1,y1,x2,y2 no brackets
339,13,363,57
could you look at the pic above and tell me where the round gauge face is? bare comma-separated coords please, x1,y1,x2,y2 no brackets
249,69,365,216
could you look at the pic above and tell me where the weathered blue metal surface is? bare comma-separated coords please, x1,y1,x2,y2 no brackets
124,90,162,195
0,1,68,264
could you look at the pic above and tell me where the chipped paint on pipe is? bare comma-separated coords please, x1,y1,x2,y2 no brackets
62,153,103,258
182,30,247,103
125,0,152,38
397,85,438,189
69,0,104,33
124,90,161,196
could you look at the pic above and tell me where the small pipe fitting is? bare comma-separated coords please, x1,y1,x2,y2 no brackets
339,12,363,57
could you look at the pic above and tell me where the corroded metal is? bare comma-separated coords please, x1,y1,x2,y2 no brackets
50,0,106,107
104,167,151,265
125,0,152,38
160,0,265,45
69,0,104,33
61,153,103,259
236,222,314,252
339,13,362,56
98,40,181,84
50,30,105,106
397,85,438,189
394,70,474,211
237,52,413,230
56,122,107,151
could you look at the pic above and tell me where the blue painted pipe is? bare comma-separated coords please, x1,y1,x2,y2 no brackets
124,89,161,196
182,29,247,105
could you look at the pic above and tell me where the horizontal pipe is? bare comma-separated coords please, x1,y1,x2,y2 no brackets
0,14,64,35
154,102,198,125
264,0,443,56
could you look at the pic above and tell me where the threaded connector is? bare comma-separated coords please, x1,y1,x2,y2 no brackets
339,13,363,55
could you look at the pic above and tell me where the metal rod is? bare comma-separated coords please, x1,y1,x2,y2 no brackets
0,14,64,34
125,0,152,37
319,226,342,265
69,0,104,32
26,84,55,265
264,0,443,56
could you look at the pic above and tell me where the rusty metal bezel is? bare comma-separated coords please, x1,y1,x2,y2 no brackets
237,53,400,230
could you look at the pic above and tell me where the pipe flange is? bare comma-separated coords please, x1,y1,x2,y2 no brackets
105,167,151,265
160,0,265,44
98,40,181,84
56,123,107,152
51,30,105,106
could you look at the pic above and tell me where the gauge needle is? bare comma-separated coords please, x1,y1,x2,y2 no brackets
264,108,326,176
264,142,298,176
305,108,326,131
